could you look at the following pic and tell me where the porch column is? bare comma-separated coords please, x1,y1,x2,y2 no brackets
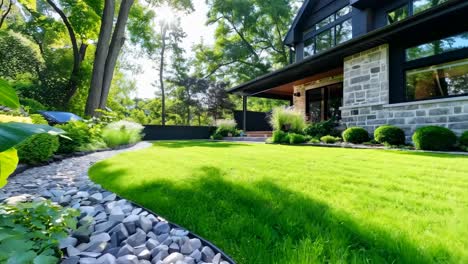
242,95,247,132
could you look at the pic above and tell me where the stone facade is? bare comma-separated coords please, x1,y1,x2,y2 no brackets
340,44,468,139
293,86,306,116
342,44,389,107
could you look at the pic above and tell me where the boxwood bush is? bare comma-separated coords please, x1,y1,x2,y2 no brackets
272,130,290,144
320,135,340,144
342,127,369,144
289,133,306,144
374,125,406,146
16,134,59,165
412,126,457,151
459,131,468,147
303,119,339,137
55,121,94,154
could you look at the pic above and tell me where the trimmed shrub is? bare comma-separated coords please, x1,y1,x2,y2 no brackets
214,119,239,137
102,120,144,148
374,125,406,146
459,131,468,147
303,119,339,137
16,133,59,165
309,138,320,144
211,133,223,140
320,135,340,144
272,130,289,144
269,107,306,133
342,127,369,144
30,114,48,125
289,133,306,144
412,126,457,151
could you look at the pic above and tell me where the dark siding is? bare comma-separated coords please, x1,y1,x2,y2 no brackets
234,111,272,131
143,126,216,140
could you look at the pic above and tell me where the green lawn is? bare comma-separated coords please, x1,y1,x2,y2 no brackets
89,141,468,264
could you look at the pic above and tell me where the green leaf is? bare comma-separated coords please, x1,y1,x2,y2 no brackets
0,149,18,188
0,122,65,152
0,80,20,109
33,254,58,264
6,250,36,264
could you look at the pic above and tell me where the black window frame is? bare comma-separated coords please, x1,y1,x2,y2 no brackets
386,0,450,25
390,32,468,104
302,5,353,58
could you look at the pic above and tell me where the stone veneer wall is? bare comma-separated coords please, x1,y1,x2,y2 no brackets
340,44,468,139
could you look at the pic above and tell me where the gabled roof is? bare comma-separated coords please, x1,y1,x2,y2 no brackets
283,0,312,46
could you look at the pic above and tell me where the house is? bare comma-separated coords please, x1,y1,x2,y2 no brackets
228,0,468,138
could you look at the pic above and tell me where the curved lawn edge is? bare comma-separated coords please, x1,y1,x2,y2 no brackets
122,195,237,264
88,145,237,264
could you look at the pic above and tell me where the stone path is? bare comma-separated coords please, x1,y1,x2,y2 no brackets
0,142,231,264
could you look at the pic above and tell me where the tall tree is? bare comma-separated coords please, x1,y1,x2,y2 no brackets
0,0,13,28
204,82,235,122
86,0,134,116
195,0,300,84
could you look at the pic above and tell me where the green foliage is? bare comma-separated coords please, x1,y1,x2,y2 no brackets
320,135,340,144
16,134,59,165
20,98,47,114
374,125,406,146
289,133,306,144
101,120,144,148
211,133,223,140
55,121,102,153
0,30,43,80
412,126,457,151
342,127,369,144
0,122,64,152
459,131,468,147
303,119,339,138
30,114,48,125
272,130,289,144
213,119,239,137
308,137,320,144
269,107,306,133
0,149,18,187
0,200,79,263
0,79,20,109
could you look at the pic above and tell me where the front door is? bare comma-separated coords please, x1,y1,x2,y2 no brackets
305,83,343,122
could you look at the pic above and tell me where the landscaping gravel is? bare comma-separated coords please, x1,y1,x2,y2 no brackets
0,142,231,264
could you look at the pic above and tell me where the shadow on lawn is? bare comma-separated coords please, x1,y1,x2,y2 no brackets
152,140,253,149
388,149,468,159
90,163,454,264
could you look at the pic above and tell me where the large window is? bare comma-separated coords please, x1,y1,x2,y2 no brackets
406,58,468,101
403,32,468,102
302,5,352,58
406,33,468,61
387,0,449,25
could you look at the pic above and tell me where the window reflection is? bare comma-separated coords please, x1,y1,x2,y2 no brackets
316,29,334,53
406,32,468,61
336,19,352,44
406,58,468,100
387,5,408,24
413,0,448,14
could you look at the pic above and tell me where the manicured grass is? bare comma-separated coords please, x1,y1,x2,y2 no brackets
89,141,468,264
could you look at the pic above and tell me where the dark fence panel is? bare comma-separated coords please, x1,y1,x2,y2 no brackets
143,125,216,140
234,111,272,131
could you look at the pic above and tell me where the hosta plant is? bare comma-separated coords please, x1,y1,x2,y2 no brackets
0,200,79,263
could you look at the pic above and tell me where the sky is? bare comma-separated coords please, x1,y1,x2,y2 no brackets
131,0,216,99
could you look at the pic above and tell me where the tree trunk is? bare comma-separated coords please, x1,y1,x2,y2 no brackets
0,0,12,28
186,88,191,125
98,0,134,110
46,0,82,107
64,43,88,104
85,0,115,116
159,25,167,126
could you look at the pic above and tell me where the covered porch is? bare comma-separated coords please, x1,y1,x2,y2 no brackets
235,68,344,133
